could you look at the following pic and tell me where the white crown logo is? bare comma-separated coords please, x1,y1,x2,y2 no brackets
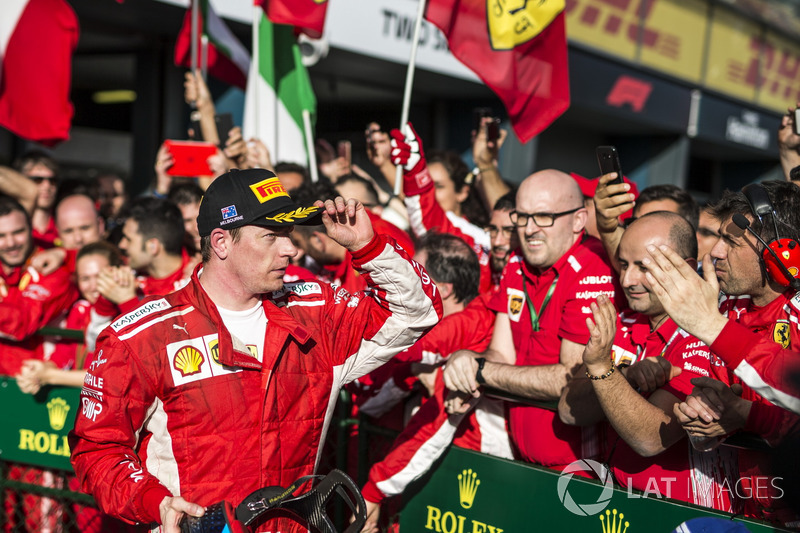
458,469,480,509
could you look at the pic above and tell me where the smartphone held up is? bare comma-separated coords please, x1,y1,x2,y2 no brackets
595,146,624,186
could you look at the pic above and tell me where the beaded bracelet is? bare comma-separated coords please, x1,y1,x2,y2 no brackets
586,365,616,380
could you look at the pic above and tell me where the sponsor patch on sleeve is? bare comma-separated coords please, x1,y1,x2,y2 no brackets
285,282,322,297
111,298,171,332
167,334,241,386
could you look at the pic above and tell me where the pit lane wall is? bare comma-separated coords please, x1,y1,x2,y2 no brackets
399,446,788,533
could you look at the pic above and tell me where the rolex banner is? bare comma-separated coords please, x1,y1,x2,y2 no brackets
400,446,782,532
425,0,569,143
0,377,79,471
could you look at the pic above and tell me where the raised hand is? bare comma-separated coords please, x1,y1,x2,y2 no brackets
315,197,374,252
582,295,618,377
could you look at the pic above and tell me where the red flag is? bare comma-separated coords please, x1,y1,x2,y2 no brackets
260,0,329,39
0,0,78,146
175,0,251,90
426,0,569,143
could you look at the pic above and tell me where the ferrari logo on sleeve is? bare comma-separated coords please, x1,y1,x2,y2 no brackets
507,288,525,322
487,0,564,50
773,320,790,349
249,177,289,203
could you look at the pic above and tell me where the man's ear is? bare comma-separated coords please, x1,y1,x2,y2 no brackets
685,257,698,271
438,281,454,301
209,228,228,260
146,238,160,256
572,208,588,234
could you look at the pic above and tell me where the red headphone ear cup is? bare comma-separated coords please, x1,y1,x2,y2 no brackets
764,239,800,286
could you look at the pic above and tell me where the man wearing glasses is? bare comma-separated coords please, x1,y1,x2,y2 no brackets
444,169,619,471
13,151,60,249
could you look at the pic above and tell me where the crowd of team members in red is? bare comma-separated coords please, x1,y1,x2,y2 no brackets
2,101,800,531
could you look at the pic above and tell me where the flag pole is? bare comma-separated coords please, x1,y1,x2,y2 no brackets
303,110,319,182
201,35,208,82
252,4,260,140
191,0,199,72
394,0,428,196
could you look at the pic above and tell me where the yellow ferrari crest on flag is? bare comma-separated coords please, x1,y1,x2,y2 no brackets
487,0,565,50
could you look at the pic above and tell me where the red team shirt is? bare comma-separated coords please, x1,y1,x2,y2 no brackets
605,311,737,512
712,291,800,525
488,234,617,467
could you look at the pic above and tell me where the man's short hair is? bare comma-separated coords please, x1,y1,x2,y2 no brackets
493,190,517,212
168,182,204,207
416,232,480,305
636,184,699,229
712,180,800,244
635,211,698,260
121,197,185,256
13,150,59,176
199,227,238,262
0,195,31,226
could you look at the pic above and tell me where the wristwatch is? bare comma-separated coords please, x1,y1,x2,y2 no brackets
475,357,487,385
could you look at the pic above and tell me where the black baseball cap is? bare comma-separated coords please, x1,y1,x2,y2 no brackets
197,168,321,236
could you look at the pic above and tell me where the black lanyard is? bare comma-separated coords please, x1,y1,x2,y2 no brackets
522,275,558,332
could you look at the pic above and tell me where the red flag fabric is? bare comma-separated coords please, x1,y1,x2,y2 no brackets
175,0,251,90
0,0,78,146
260,0,329,39
426,0,569,143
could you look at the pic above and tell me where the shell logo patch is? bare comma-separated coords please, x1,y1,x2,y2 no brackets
487,0,564,51
773,320,791,349
250,177,289,203
507,288,525,322
173,346,204,376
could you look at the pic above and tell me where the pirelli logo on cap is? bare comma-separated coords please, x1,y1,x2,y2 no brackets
250,177,289,203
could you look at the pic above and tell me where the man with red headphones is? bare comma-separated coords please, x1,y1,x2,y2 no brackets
642,180,800,525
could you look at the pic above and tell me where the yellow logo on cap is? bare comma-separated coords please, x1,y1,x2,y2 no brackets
265,206,319,224
487,0,564,51
250,178,289,204
600,509,629,533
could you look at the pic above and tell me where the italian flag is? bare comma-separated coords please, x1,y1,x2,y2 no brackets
175,0,251,90
0,0,78,145
243,12,316,166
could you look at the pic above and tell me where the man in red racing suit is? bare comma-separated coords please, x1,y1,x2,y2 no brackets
70,169,442,533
